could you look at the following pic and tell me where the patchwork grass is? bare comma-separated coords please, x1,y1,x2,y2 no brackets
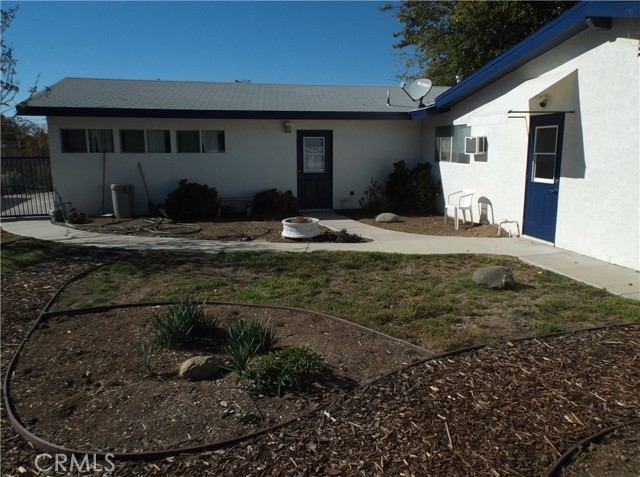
45,250,640,353
0,235,80,274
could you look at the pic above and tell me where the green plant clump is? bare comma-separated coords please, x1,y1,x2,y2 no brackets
253,189,298,216
233,409,262,426
163,179,218,221
140,341,153,376
241,346,329,396
386,160,441,213
359,178,388,214
226,316,279,374
153,298,216,349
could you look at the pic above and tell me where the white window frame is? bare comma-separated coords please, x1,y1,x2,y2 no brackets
146,129,171,153
531,126,558,184
119,129,146,153
435,125,470,164
88,129,114,153
176,130,201,153
60,129,88,153
201,130,225,153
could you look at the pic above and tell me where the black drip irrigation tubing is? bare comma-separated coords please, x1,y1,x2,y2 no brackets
2,261,433,462
543,418,640,477
4,262,640,463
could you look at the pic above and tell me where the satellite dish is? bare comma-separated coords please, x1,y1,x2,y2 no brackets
400,78,433,107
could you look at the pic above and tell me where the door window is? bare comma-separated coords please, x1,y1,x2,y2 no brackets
532,126,558,183
303,137,325,173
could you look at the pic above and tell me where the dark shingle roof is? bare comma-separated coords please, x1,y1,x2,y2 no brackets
18,77,449,120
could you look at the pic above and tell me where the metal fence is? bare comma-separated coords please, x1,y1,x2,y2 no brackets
1,157,54,217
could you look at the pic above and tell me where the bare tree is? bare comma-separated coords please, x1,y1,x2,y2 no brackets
1,6,20,112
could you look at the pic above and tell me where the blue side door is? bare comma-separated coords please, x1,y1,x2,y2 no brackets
523,113,565,243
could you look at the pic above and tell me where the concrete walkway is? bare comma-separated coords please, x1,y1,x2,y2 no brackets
2,211,638,300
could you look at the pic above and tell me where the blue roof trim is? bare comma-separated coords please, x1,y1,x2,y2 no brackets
410,1,640,120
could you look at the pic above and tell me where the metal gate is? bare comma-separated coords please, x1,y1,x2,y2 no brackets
1,157,54,217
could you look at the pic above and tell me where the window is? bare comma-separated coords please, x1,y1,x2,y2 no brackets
177,131,201,153
88,129,114,153
303,137,325,173
146,130,171,153
120,130,146,153
435,125,471,163
60,129,87,153
201,130,225,153
435,126,452,162
532,126,558,183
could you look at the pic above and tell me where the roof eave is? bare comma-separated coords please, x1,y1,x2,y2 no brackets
409,105,442,121
16,106,413,121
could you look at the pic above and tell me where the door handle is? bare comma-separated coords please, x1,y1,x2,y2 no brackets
549,188,558,193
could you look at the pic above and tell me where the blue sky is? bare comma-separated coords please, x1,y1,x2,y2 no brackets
4,1,407,115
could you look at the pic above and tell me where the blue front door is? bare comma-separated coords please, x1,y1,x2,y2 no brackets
523,114,565,242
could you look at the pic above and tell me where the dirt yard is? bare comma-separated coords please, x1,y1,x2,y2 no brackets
10,304,428,453
63,210,504,242
1,243,638,476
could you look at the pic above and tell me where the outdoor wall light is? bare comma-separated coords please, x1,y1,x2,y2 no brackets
538,95,548,108
284,121,292,133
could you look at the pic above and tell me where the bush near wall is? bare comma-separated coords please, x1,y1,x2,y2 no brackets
359,179,389,214
163,180,219,221
386,161,441,214
253,189,298,216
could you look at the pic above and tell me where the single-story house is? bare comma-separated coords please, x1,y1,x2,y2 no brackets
17,1,639,270
17,79,444,214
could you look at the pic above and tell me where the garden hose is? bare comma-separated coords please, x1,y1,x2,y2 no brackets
65,217,202,235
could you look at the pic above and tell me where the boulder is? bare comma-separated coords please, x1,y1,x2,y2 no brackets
179,356,223,380
472,266,516,290
376,213,400,223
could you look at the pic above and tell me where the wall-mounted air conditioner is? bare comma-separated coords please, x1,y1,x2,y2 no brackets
464,136,487,155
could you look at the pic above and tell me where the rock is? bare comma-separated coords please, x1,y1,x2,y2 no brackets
472,266,516,290
376,213,400,223
178,356,223,380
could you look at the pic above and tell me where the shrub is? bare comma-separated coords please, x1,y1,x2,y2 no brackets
163,179,218,221
359,178,388,214
240,346,329,396
66,209,88,224
253,189,298,216
334,229,364,243
226,316,279,374
153,298,216,349
386,161,441,213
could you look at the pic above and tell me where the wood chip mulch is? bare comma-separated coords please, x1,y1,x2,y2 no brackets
110,326,639,477
1,249,639,476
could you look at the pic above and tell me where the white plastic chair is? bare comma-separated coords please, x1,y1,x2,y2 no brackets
444,189,475,230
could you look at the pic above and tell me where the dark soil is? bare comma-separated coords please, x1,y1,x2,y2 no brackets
340,209,506,238
10,304,428,453
62,210,502,242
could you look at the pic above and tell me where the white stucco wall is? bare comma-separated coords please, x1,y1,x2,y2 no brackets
422,18,640,270
47,117,421,216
